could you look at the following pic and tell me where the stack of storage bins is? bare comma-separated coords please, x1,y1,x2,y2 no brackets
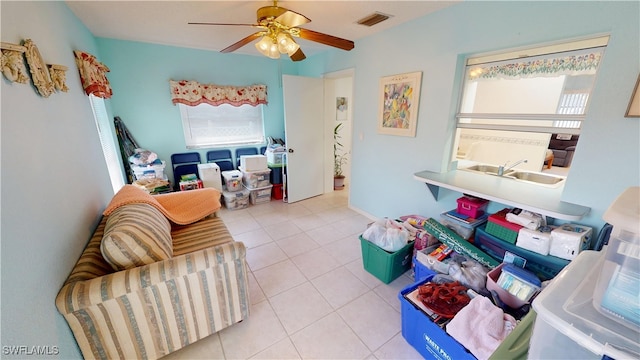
239,155,272,205
221,169,249,210
529,186,640,359
265,146,285,200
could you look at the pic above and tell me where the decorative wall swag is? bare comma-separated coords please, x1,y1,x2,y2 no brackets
169,80,268,107
48,64,69,92
1,42,29,84
24,39,55,97
74,50,112,98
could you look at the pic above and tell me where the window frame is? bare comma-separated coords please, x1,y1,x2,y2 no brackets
455,36,609,136
89,94,125,193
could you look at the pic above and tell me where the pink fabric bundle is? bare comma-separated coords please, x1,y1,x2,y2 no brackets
446,296,517,360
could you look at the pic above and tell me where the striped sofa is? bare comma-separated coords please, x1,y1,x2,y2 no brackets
56,202,250,360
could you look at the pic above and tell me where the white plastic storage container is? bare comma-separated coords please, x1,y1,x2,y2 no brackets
529,251,640,359
239,166,271,189
222,188,250,210
239,155,267,172
549,224,592,260
266,149,285,166
594,186,640,330
222,170,242,192
131,160,166,180
247,184,272,205
197,163,222,191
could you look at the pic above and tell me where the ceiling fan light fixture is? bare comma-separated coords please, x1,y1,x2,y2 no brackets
255,36,280,59
277,32,300,55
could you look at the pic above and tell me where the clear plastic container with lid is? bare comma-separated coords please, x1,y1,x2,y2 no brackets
593,186,640,331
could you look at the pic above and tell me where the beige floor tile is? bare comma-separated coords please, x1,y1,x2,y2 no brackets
253,259,307,298
249,337,301,360
290,213,329,231
263,221,303,241
311,267,370,309
269,282,333,335
246,242,288,271
372,274,414,313
323,234,363,265
234,228,273,249
275,232,320,258
337,291,401,351
290,313,371,360
290,247,341,280
247,271,266,305
225,216,262,236
218,301,287,359
344,258,385,289
373,333,423,360
305,223,351,245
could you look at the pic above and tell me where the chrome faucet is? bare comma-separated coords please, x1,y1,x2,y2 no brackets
498,159,528,176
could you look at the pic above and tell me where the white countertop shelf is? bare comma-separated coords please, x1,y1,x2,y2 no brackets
414,169,590,221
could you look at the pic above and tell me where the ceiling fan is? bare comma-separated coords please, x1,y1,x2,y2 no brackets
189,0,355,61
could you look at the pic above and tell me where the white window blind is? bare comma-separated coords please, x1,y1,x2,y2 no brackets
179,103,265,148
89,94,125,193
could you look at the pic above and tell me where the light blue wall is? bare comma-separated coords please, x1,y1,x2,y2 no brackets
1,2,113,358
96,38,299,182
299,1,640,232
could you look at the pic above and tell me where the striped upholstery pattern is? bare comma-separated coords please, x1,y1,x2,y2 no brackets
101,203,173,270
57,205,249,360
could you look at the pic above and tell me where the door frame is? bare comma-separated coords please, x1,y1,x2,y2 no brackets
323,68,355,195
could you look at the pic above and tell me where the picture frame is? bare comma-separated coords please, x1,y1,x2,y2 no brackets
625,74,640,118
336,96,348,121
377,71,422,137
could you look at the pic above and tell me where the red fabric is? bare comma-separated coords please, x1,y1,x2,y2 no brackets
73,51,112,99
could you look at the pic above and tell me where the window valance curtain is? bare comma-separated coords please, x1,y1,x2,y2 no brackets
169,80,268,107
73,50,112,99
468,50,603,81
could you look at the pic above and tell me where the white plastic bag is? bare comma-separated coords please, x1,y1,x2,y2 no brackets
362,218,409,252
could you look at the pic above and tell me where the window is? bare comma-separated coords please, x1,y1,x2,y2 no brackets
89,94,125,193
453,36,608,171
457,36,608,134
179,103,265,149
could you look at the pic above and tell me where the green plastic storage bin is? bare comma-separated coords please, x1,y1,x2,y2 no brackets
486,221,519,244
359,235,414,284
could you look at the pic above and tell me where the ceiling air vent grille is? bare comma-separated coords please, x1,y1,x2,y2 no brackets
357,12,392,27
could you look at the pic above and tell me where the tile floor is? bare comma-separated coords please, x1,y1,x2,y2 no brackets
164,188,423,359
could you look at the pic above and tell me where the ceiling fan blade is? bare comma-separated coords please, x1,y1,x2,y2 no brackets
289,48,306,62
297,28,354,51
275,10,311,28
188,22,260,27
221,32,264,53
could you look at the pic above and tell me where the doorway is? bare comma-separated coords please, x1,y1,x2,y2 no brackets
323,69,354,199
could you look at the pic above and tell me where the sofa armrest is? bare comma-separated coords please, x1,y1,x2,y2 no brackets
56,241,249,360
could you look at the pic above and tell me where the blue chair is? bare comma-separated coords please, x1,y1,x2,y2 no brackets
260,146,267,155
235,147,258,168
171,152,201,190
206,149,234,172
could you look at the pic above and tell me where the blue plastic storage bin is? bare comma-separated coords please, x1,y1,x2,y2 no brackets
412,256,437,283
399,278,477,360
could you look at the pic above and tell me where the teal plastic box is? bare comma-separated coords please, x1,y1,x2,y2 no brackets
359,235,414,284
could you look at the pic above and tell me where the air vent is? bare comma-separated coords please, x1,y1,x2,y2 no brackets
357,12,392,27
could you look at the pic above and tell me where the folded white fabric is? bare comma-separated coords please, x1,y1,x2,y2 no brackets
506,210,543,230
446,296,517,360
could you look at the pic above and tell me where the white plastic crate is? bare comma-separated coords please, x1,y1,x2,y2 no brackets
222,188,250,210
239,166,271,189
247,184,272,205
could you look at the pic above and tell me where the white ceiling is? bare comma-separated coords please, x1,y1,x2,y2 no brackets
66,0,459,58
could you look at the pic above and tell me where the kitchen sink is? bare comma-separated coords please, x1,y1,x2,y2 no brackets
460,164,565,187
510,171,565,186
462,164,514,176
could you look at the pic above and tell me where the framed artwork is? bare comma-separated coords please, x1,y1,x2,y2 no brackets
336,97,348,121
625,74,640,117
378,71,422,137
